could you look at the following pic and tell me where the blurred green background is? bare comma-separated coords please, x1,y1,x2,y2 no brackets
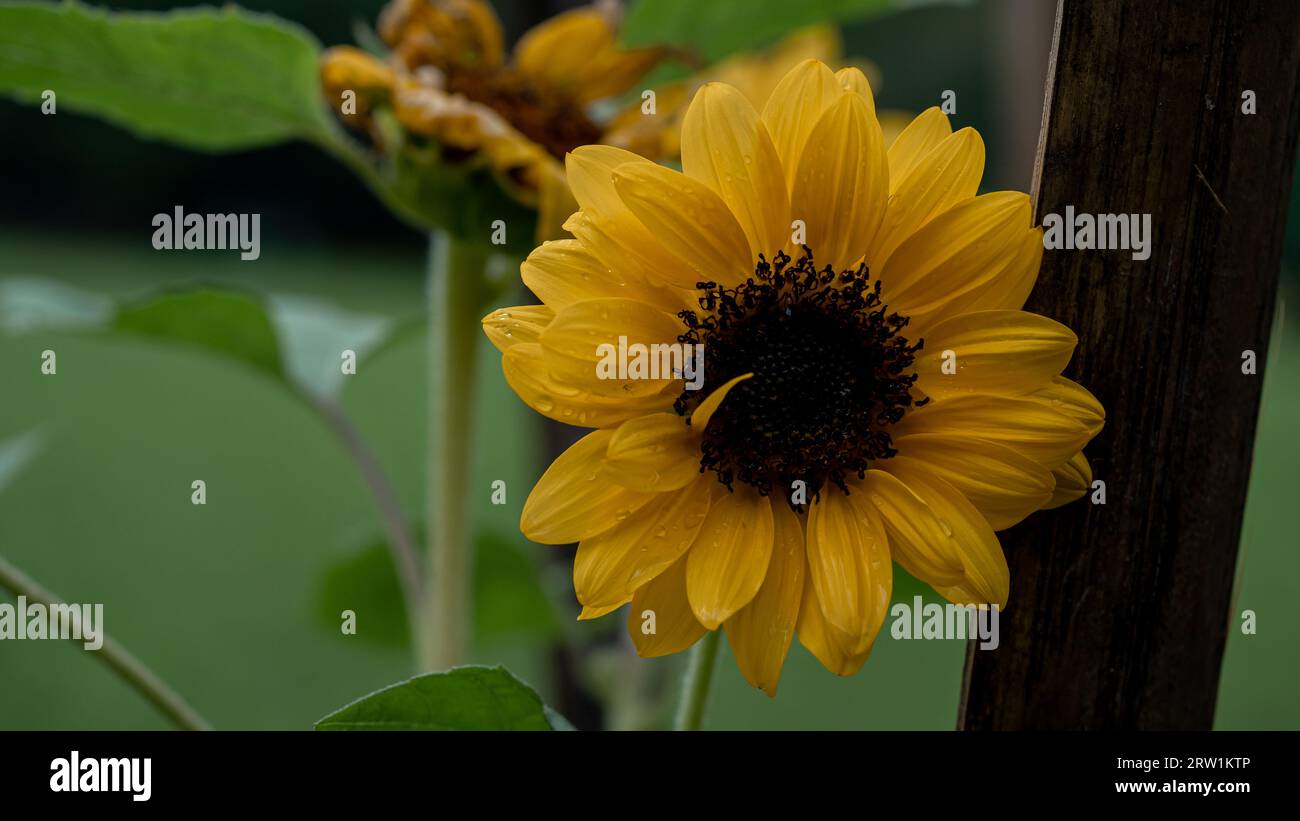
1,0,1296,729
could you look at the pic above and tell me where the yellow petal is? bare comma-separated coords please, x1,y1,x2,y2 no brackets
603,413,701,491
578,599,628,620
859,469,966,586
962,224,1045,314
681,82,790,261
724,500,806,696
565,148,701,291
515,8,662,103
1044,450,1092,509
501,343,674,428
879,192,1031,329
889,435,1055,530
538,298,683,395
629,553,708,657
869,127,984,268
797,568,871,676
319,46,394,118
612,162,754,286
881,461,1009,607
391,81,515,156
458,0,506,65
834,66,876,111
892,394,1091,469
790,91,888,272
565,145,652,220
805,489,891,654
574,46,666,104
520,239,683,314
574,475,712,609
913,309,1077,399
760,59,843,192
564,210,700,293
481,305,553,352
887,107,952,192
1028,376,1105,438
514,9,613,96
690,372,753,429
520,428,657,544
379,0,505,68
686,488,775,629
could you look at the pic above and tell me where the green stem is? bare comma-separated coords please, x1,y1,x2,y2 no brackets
418,230,492,672
0,554,211,731
300,390,423,662
674,630,721,730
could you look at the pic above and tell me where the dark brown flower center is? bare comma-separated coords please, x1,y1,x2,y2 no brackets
674,248,926,506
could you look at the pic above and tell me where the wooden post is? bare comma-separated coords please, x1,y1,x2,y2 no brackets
958,0,1300,729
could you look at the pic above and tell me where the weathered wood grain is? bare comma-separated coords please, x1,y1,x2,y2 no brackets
959,0,1300,729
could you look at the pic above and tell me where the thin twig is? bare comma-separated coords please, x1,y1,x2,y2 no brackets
0,553,211,731
298,390,424,652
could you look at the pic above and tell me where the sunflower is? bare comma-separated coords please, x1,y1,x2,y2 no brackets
484,59,1104,696
320,0,670,240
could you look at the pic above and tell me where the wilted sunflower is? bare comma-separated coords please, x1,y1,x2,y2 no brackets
607,26,913,166
484,59,1103,695
320,0,670,239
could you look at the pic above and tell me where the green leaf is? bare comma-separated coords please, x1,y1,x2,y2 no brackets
314,537,411,650
110,285,418,399
0,2,539,247
0,1,333,151
339,315,426,393
0,428,45,496
473,530,561,643
268,293,391,397
0,277,112,335
622,0,960,64
114,288,286,380
314,530,559,648
315,666,568,730
544,706,577,731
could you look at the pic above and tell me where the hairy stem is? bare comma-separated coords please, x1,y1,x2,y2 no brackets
674,630,721,731
419,230,491,671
